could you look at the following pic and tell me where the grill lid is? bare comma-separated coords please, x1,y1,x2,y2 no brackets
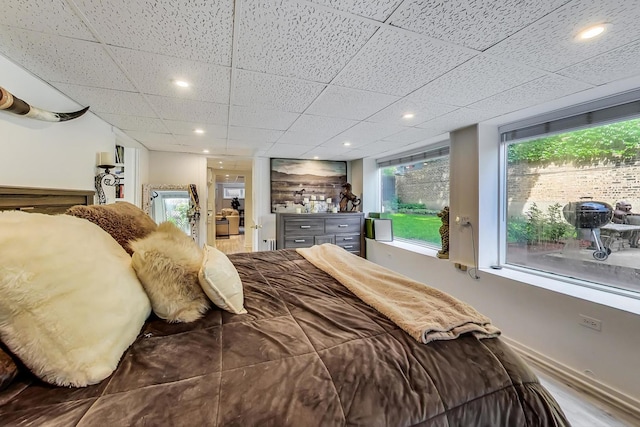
563,198,613,229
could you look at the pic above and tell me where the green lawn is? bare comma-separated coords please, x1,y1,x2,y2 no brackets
380,213,442,245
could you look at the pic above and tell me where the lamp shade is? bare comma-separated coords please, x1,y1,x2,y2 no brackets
98,151,115,167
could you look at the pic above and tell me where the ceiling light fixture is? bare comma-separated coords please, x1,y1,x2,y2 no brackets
576,24,607,40
313,156,319,160
403,113,415,119
174,80,190,88
343,142,351,146
194,128,204,134
219,161,223,164
202,149,209,154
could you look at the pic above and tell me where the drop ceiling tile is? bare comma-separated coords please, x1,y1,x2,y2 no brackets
3,0,95,40
409,55,545,107
230,106,299,130
164,121,228,138
486,0,640,72
333,29,476,96
306,0,403,21
236,0,377,82
416,108,499,133
111,47,231,103
277,131,330,146
266,144,313,158
97,113,168,133
323,122,407,147
227,140,273,152
381,127,443,144
53,84,156,117
74,0,234,65
228,127,284,143
303,145,352,159
467,75,593,116
388,0,571,51
288,115,359,137
233,70,326,113
368,98,457,125
125,131,177,145
558,40,640,86
0,26,134,91
146,95,228,125
305,86,399,120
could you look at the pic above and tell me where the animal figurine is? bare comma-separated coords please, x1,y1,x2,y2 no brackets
339,183,361,212
437,206,449,259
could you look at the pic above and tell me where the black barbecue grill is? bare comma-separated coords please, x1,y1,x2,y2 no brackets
563,198,613,260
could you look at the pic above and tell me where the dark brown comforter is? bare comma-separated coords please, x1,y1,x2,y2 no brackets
0,250,568,426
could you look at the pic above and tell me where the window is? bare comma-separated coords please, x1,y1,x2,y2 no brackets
502,98,640,295
378,146,449,248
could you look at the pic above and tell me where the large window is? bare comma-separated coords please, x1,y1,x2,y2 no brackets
378,147,449,247
503,112,640,295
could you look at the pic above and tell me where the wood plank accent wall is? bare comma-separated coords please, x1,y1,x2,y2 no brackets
0,186,94,214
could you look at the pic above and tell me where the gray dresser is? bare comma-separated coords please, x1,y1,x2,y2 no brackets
276,212,365,256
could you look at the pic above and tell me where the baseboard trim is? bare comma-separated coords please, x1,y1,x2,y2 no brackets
502,336,640,421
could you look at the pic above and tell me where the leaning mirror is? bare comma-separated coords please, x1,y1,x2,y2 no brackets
142,184,201,241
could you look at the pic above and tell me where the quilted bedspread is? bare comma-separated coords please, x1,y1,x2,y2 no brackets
0,250,568,426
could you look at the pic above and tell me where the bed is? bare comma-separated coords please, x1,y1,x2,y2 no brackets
0,187,568,426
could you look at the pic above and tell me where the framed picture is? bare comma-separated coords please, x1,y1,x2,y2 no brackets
270,158,347,213
223,187,245,199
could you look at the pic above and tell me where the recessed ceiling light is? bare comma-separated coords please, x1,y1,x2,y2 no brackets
202,149,209,154
576,24,607,40
343,142,351,146
313,156,319,160
225,174,229,177
174,80,190,88
218,161,223,164
403,113,415,119
194,128,204,134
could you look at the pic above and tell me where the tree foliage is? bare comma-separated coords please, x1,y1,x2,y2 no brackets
508,118,640,165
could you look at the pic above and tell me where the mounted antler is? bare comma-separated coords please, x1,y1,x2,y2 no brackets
0,86,89,122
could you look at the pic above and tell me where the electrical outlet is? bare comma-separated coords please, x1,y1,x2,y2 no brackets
459,216,470,225
579,314,602,331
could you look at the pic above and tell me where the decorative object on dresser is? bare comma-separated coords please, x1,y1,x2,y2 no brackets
338,182,361,212
94,151,120,205
0,85,89,122
276,212,365,256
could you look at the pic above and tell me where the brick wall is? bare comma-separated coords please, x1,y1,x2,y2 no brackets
395,157,450,210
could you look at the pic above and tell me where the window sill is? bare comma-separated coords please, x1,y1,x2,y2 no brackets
368,238,440,258
367,239,640,316
480,266,640,316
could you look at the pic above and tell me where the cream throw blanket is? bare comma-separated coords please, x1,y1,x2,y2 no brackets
297,244,501,344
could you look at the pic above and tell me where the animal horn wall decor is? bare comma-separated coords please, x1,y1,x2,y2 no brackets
0,86,89,122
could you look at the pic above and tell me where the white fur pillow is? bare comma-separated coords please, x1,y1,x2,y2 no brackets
129,222,209,323
198,245,247,314
0,211,151,387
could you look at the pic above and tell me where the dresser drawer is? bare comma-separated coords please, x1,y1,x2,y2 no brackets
325,216,361,234
335,234,360,252
284,218,325,236
284,236,315,249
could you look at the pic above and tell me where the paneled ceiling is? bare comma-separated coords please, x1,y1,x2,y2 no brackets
2,0,640,170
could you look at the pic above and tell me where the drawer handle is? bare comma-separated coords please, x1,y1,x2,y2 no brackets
343,237,353,241
300,225,311,229
338,224,348,228
294,239,306,243
343,245,353,249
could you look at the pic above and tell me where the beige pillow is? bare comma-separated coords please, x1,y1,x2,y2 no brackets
66,202,157,255
0,211,151,387
130,222,209,323
198,245,247,314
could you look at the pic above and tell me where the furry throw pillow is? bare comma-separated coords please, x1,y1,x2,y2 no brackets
130,222,209,323
66,201,157,255
0,211,151,387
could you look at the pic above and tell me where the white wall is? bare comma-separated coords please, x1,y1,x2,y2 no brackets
1,53,149,200
148,151,208,246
